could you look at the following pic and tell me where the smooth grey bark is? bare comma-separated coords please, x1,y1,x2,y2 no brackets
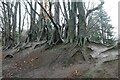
67,1,77,43
63,2,68,39
18,2,21,44
12,2,19,46
77,2,86,46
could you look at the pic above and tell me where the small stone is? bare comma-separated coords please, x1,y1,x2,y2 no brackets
31,59,34,62
15,64,17,66
70,64,73,66
24,61,26,63
62,67,65,70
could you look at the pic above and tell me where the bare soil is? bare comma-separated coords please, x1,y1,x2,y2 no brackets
0,47,2,79
2,43,118,78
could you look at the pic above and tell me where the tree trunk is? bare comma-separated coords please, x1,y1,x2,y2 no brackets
68,1,76,43
18,2,21,44
12,2,19,46
77,2,86,46
51,1,62,44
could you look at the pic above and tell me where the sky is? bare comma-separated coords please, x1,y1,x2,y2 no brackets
103,0,119,38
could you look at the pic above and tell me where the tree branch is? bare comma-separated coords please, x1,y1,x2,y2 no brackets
26,0,41,17
86,1,104,18
37,2,59,30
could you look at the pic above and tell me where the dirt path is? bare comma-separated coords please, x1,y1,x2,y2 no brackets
87,42,111,58
83,45,118,78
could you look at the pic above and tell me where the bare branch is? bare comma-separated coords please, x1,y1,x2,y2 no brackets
37,2,59,30
26,0,41,17
86,1,104,18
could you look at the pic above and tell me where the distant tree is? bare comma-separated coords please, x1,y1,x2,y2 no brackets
87,7,114,45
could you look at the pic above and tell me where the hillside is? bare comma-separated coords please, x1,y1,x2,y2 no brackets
2,42,118,78
0,0,118,79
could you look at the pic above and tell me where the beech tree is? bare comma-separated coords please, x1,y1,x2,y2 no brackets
0,0,115,51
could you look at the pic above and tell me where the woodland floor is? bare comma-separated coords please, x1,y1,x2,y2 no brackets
1,42,119,78
0,47,2,79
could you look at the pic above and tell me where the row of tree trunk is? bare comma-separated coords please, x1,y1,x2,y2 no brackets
0,0,114,50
